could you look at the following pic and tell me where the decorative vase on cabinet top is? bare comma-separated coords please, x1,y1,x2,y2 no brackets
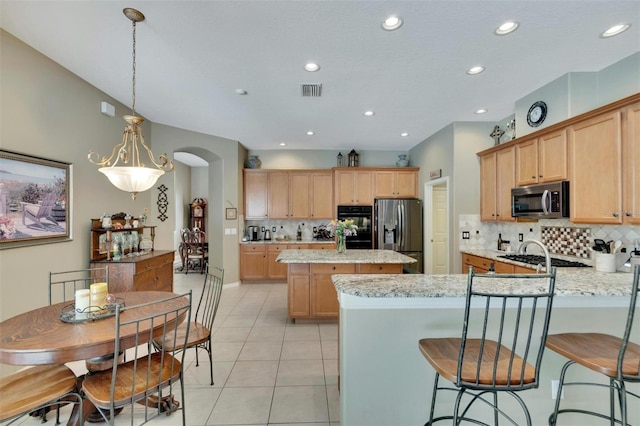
396,154,409,167
246,155,261,169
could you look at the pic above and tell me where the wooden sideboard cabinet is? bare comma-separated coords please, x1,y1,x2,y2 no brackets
91,250,174,293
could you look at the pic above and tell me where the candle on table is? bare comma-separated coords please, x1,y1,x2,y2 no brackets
75,289,90,319
90,282,108,313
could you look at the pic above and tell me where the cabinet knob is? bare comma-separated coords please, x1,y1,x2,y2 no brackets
531,175,536,179
539,175,543,178
626,211,633,217
332,266,336,270
613,212,620,218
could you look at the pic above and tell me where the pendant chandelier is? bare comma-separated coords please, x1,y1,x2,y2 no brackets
88,8,173,200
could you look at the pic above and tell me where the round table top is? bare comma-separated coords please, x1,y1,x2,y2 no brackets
0,291,187,365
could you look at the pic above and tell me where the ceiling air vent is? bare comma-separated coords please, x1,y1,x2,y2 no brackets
301,83,322,97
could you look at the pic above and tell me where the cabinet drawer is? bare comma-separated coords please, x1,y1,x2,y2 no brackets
289,264,310,274
241,244,266,253
313,243,336,250
288,244,311,250
463,254,492,270
357,264,402,274
136,252,174,271
267,244,289,252
311,264,356,274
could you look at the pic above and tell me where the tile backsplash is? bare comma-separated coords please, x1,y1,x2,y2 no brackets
459,214,640,261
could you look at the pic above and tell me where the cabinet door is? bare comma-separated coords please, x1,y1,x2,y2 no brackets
335,170,355,205
395,170,418,197
515,139,539,186
244,171,268,219
311,275,339,317
373,171,395,197
268,172,290,219
624,103,640,225
569,111,622,224
354,171,373,205
267,245,288,279
495,147,516,222
289,172,310,219
538,130,568,183
288,273,310,317
310,172,334,219
480,153,498,221
240,245,267,279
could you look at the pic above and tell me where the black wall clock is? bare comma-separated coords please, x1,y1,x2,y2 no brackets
526,101,547,127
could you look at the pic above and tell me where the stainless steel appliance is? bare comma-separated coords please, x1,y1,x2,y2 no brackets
248,226,259,241
374,198,423,273
337,205,373,249
511,181,570,218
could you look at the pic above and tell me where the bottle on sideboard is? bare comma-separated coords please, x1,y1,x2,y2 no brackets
497,233,503,251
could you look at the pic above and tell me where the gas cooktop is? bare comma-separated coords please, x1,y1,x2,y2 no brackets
498,254,591,268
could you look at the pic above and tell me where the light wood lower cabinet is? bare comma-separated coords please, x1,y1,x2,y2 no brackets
461,253,534,274
91,250,174,293
241,243,337,281
288,262,404,319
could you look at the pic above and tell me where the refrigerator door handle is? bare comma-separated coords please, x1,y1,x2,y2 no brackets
398,201,404,249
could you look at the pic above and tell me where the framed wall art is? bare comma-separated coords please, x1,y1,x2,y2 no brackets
225,207,237,220
0,150,72,248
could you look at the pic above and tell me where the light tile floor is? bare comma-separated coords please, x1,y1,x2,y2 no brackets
14,272,340,426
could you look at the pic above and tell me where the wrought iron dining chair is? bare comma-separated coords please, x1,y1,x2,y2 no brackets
49,267,109,305
154,266,224,385
418,267,557,426
81,291,192,426
546,264,640,426
0,364,83,425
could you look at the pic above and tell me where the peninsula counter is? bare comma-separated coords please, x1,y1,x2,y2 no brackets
332,270,639,425
277,249,416,320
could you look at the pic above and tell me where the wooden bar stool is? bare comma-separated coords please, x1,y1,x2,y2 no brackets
418,267,557,426
546,264,640,426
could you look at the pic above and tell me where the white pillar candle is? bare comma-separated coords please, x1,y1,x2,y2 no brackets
90,282,108,313
75,289,91,319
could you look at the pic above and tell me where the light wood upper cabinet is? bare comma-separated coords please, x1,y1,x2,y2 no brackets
334,169,373,205
480,147,515,222
268,172,291,219
244,170,268,219
568,110,623,224
623,102,640,225
309,172,334,219
515,130,567,186
373,169,418,198
289,172,310,219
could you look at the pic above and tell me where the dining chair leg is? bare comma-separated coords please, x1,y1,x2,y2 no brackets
207,338,214,385
425,372,440,426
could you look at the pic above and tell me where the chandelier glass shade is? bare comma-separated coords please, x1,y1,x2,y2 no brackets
88,8,173,200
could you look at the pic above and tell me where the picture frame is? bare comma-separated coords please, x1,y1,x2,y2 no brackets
225,207,237,220
0,149,72,249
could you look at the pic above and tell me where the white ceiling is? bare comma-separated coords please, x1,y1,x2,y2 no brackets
1,1,639,153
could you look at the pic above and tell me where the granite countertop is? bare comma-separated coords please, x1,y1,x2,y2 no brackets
240,239,334,245
332,268,635,298
277,249,417,264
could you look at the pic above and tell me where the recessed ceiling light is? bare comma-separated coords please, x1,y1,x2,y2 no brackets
382,15,403,31
363,111,375,117
467,66,485,75
235,89,248,95
401,132,409,137
601,24,630,38
304,62,320,72
306,131,315,136
279,142,287,146
475,109,488,114
495,21,519,35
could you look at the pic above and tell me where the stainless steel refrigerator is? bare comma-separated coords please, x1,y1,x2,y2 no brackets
374,198,423,273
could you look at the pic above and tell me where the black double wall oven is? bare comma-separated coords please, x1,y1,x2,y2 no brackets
337,205,373,249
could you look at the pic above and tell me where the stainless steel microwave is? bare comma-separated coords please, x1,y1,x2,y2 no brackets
511,181,570,218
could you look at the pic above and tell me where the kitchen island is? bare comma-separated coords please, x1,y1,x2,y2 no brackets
332,270,639,426
277,249,416,320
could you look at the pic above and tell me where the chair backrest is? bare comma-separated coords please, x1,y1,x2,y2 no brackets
49,267,109,305
112,292,192,416
457,267,557,391
36,192,57,218
195,266,224,328
618,264,640,382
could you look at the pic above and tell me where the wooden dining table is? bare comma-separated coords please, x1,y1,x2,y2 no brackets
0,290,188,424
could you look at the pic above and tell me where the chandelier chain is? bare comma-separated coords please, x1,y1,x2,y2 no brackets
131,20,136,116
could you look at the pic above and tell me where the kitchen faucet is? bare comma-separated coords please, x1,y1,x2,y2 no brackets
518,239,551,273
